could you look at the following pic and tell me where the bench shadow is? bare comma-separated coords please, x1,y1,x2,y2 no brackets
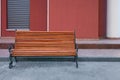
12,57,76,69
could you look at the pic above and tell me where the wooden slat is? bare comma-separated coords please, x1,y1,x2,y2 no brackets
15,46,74,50
16,31,74,35
16,35,74,40
12,52,76,56
15,42,74,47
12,50,76,56
15,46,75,49
16,39,73,42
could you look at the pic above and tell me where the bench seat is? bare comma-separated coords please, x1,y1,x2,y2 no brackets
8,31,78,68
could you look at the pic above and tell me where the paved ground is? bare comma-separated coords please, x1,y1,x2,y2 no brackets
1,61,120,80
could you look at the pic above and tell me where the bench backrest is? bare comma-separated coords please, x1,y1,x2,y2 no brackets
15,31,75,50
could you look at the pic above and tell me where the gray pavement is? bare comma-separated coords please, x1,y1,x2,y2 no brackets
1,61,120,80
1,49,120,80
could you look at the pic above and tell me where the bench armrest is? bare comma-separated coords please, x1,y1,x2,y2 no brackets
75,43,78,52
8,44,14,53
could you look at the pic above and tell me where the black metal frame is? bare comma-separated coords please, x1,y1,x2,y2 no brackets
75,44,78,68
8,44,17,69
74,31,78,68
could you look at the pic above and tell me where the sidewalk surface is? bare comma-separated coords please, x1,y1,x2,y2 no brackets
1,61,120,80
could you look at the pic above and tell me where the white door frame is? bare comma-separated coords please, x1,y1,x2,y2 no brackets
0,0,1,37
47,0,49,31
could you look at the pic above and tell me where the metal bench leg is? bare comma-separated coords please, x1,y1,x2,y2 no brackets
14,57,17,62
9,54,13,69
8,44,14,69
74,56,76,62
75,54,78,68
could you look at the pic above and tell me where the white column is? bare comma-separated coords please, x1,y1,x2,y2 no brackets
107,0,120,38
0,0,1,37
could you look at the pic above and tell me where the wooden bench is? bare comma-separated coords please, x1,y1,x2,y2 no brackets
8,31,78,68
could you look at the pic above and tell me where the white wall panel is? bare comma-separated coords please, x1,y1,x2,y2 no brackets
0,0,1,37
107,0,120,38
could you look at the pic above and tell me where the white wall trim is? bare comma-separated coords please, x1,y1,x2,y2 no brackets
0,0,1,37
107,0,120,38
47,0,49,32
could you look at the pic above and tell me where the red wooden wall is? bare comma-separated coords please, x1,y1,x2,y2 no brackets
49,0,105,39
30,0,47,31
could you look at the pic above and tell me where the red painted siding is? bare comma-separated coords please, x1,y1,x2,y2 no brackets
49,0,100,39
1,0,15,37
30,0,47,31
